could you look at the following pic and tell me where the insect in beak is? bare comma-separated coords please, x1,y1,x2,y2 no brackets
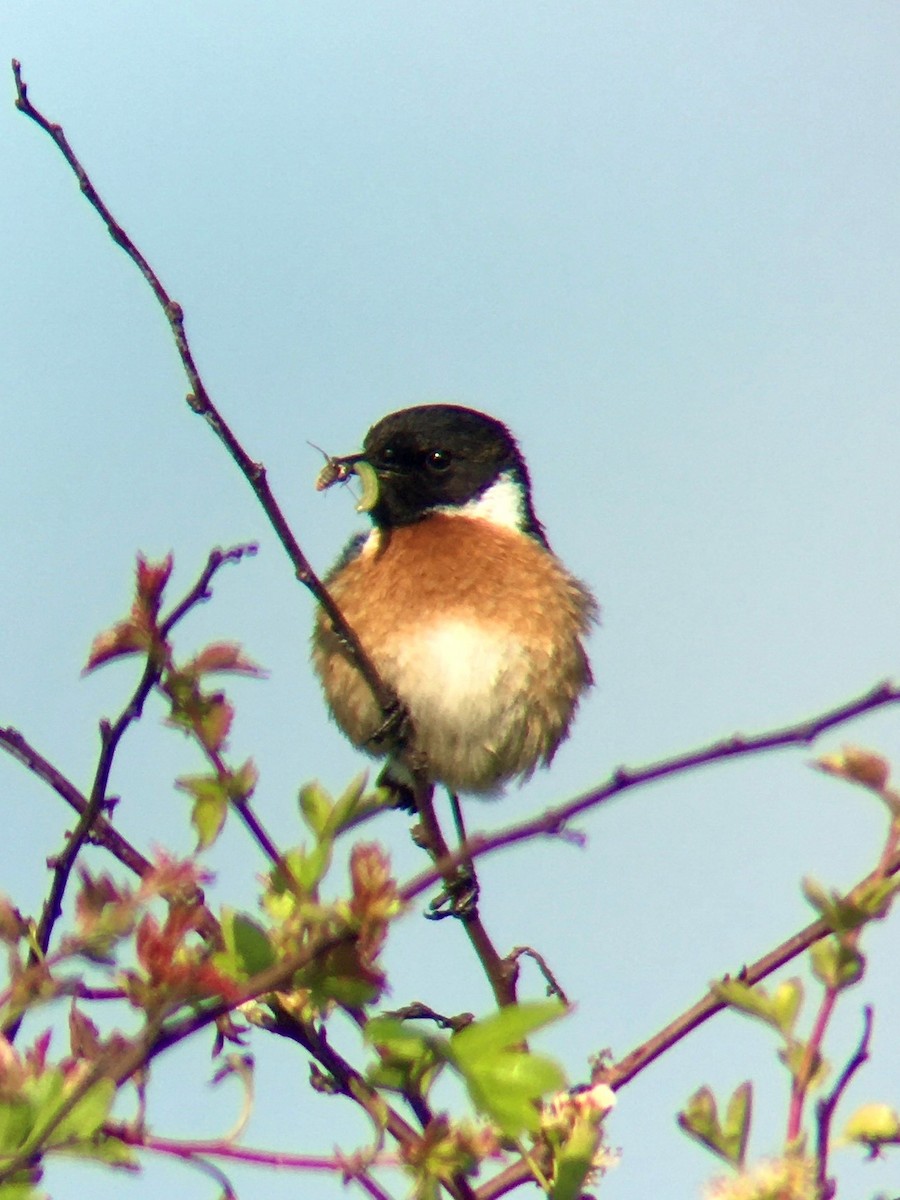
315,453,380,513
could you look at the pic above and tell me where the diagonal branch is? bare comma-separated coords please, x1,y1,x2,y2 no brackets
401,679,900,903
476,851,900,1200
605,847,900,1090
0,727,150,879
11,58,400,734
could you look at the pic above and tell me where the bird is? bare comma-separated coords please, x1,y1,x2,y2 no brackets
311,404,598,798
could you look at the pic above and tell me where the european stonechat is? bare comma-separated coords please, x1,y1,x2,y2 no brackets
312,404,597,796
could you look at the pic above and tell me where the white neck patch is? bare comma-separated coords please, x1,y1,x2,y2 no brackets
434,470,527,532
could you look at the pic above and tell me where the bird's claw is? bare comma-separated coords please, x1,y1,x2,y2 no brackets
425,870,480,921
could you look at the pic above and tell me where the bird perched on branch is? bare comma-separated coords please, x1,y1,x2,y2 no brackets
312,404,597,797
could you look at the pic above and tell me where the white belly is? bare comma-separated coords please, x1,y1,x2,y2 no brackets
382,618,531,793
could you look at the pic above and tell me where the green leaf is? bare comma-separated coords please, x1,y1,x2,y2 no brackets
192,792,228,849
21,1072,64,1127
713,977,803,1036
677,1082,753,1167
0,1182,43,1200
365,1016,428,1053
551,1115,603,1200
178,774,230,849
229,759,259,802
442,1002,568,1136
450,1000,566,1061
722,1081,752,1168
770,980,803,1035
292,843,332,895
219,908,276,978
802,876,900,934
810,936,865,990
50,1078,116,1145
852,875,900,920
59,1132,139,1168
298,782,333,839
778,1041,827,1093
0,1101,34,1152
462,1049,565,1136
364,1018,441,1096
328,772,371,834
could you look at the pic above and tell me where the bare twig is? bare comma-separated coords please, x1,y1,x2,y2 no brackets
506,947,569,1006
107,1121,399,1174
382,1003,474,1032
415,783,518,1009
31,654,159,959
815,1005,873,1199
11,59,400,737
159,544,257,637
0,728,150,878
401,679,900,904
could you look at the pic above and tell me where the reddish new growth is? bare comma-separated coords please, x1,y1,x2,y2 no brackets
85,554,174,671
132,905,242,1010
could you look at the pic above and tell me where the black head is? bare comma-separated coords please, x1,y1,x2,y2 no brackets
347,404,546,542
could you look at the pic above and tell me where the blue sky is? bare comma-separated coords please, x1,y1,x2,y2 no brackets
3,4,900,1197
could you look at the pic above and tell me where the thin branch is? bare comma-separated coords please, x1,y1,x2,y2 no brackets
814,1006,873,1199
401,679,900,904
266,1004,477,1200
506,947,569,1006
121,1127,398,1200
159,543,257,637
33,655,158,958
603,847,900,1091
788,986,838,1143
0,728,150,878
108,1122,399,1174
381,1003,473,1032
11,59,400,737
120,1124,401,1200
415,784,518,1009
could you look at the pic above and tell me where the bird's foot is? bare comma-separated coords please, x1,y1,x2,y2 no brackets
425,869,480,921
366,697,411,750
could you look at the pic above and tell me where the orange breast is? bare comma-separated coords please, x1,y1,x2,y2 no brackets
311,515,597,793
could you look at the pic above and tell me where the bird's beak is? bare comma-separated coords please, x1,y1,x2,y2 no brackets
315,452,380,513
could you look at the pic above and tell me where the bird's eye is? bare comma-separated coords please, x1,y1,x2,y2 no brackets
380,446,397,464
427,449,452,472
